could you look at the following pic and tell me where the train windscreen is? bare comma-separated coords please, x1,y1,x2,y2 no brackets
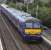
26,23,32,28
25,22,42,35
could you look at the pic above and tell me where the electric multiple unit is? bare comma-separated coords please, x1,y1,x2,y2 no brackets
0,4,43,42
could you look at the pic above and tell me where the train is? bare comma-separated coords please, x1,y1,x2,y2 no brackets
0,4,43,42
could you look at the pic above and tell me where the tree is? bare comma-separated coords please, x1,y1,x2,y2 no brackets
48,0,51,7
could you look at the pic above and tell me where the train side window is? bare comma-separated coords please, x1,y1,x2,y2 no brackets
20,23,26,28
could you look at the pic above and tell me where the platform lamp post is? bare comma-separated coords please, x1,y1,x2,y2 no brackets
23,0,29,12
36,4,39,18
33,0,39,18
26,0,29,12
36,0,39,18
23,0,28,12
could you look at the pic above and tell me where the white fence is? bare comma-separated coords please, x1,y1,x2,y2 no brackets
0,0,7,4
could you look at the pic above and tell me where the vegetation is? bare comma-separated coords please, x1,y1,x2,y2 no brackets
6,0,51,28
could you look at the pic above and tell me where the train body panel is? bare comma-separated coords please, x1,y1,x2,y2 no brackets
0,4,43,41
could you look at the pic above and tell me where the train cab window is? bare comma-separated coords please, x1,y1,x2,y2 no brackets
33,22,40,28
26,23,32,28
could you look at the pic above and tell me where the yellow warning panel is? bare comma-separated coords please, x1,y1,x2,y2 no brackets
25,29,42,35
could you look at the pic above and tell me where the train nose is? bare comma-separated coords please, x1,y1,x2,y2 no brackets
23,35,41,41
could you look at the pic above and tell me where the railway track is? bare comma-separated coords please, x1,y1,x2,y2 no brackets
0,29,7,50
0,16,20,50
0,15,49,50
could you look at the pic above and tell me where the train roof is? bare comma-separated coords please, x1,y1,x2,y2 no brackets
1,4,40,22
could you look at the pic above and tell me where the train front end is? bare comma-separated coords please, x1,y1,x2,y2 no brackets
21,19,43,42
